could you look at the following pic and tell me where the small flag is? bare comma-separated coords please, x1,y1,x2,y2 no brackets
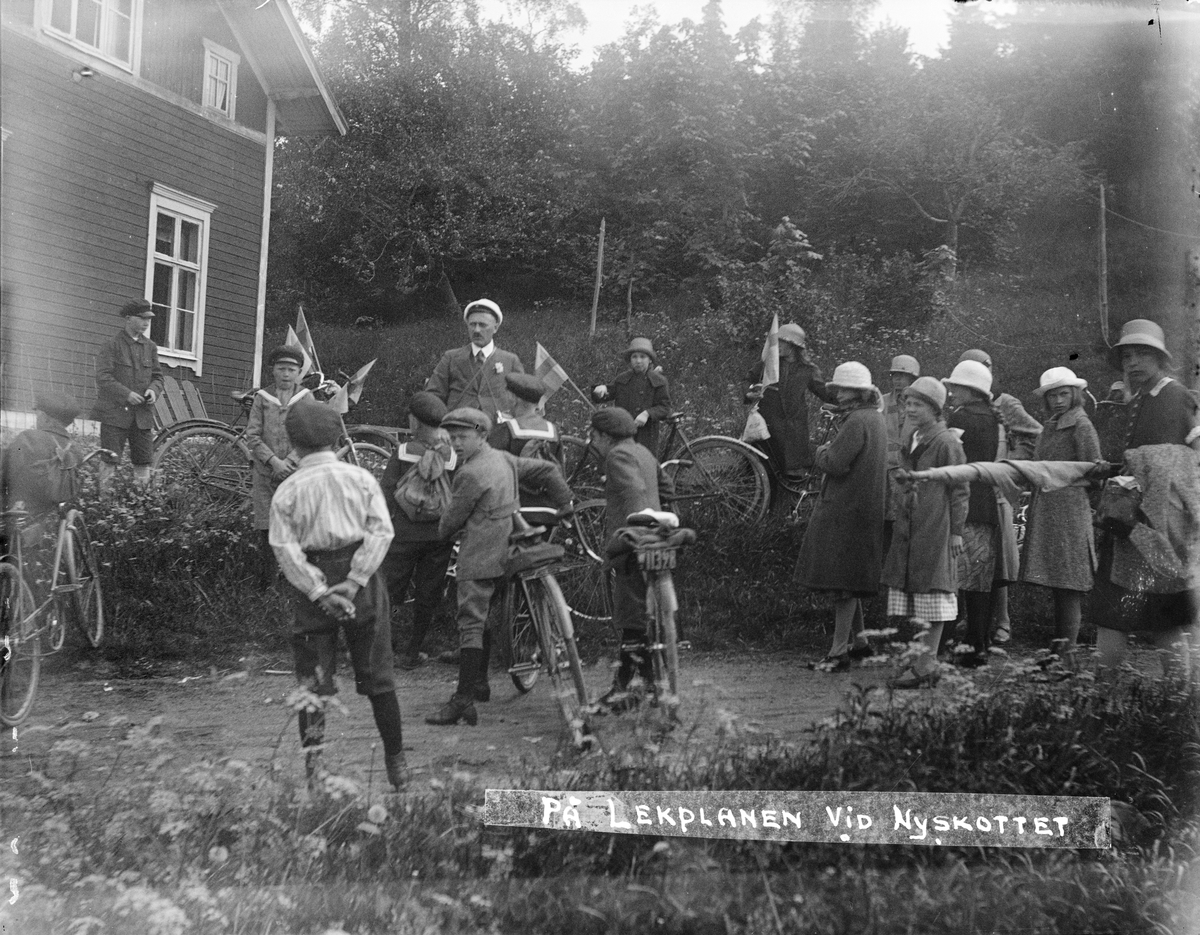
534,342,569,405
326,384,350,415
346,358,376,406
284,326,314,380
295,306,322,380
760,314,780,387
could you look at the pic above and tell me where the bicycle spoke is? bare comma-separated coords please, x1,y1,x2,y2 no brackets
0,564,41,726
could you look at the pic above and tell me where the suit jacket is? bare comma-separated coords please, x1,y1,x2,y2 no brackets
425,344,526,424
438,443,571,579
602,437,676,538
92,330,164,429
610,369,672,453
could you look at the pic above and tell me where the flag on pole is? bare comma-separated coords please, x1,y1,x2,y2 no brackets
295,306,322,379
534,342,570,404
346,359,376,406
326,383,350,415
760,313,780,387
285,325,314,379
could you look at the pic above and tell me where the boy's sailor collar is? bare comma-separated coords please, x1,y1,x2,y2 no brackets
257,386,311,407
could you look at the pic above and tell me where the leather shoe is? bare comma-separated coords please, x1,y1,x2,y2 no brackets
473,680,491,703
809,654,850,672
384,751,407,790
890,668,941,689
436,649,460,665
396,652,425,670
953,651,988,669
426,693,478,726
847,643,873,660
597,683,642,715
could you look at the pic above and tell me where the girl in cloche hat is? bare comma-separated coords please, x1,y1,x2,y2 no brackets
592,336,672,454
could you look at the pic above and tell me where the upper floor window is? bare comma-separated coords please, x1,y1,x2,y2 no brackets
46,0,141,70
145,184,216,373
202,39,240,120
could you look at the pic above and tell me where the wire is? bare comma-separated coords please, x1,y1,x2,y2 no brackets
1100,204,1200,241
941,304,1094,351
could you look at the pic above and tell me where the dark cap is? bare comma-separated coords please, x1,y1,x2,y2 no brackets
442,407,492,433
35,391,82,424
285,399,342,450
267,344,305,368
120,299,154,319
590,407,637,439
505,372,546,404
408,391,448,427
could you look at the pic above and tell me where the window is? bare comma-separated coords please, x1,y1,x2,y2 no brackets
45,0,141,70
203,39,240,120
144,184,215,371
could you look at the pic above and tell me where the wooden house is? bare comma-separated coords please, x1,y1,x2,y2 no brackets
1,0,345,426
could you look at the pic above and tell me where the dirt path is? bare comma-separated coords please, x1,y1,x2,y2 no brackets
12,648,904,792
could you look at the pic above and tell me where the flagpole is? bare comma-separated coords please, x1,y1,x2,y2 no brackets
565,375,596,411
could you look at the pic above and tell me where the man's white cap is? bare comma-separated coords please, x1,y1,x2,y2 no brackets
463,298,503,325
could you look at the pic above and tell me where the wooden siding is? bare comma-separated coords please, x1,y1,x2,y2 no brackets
1,26,265,423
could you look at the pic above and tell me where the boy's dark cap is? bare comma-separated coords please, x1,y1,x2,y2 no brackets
267,344,305,368
505,372,546,404
442,407,492,433
286,399,342,449
408,392,448,427
590,408,637,438
35,391,82,423
119,299,154,318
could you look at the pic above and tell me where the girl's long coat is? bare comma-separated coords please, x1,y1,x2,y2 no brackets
882,424,969,594
1021,407,1100,591
246,386,309,530
795,406,888,594
746,358,833,471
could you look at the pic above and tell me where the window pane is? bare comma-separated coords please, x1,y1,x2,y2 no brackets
78,0,100,47
151,263,173,348
50,0,72,33
178,309,195,353
179,221,200,264
115,0,132,15
107,9,131,63
155,213,175,256
177,270,197,311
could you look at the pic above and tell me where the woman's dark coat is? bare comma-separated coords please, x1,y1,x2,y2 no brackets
746,358,833,472
609,368,672,454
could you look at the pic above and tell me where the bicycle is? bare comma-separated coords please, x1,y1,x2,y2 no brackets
152,371,393,508
493,506,595,749
560,411,770,527
1,449,110,727
754,404,844,525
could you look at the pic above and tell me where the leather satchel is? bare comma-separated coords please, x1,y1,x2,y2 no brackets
504,539,564,577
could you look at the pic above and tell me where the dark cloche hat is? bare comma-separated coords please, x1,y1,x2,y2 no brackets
505,372,546,404
442,407,493,433
285,399,342,449
590,407,637,439
408,392,448,428
267,344,305,368
35,391,82,424
119,298,154,318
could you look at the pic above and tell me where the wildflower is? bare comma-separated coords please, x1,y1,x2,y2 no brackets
208,846,229,865
367,804,388,824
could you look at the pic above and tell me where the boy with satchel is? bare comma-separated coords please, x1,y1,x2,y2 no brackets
380,392,457,670
427,407,572,727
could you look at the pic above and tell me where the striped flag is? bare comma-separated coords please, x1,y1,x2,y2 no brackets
327,359,377,415
285,325,314,379
294,306,322,380
760,313,780,387
534,342,569,404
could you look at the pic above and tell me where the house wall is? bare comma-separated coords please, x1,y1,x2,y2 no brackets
1,24,267,424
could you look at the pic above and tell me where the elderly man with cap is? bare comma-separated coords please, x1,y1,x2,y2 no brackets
745,323,834,479
425,299,526,443
428,406,572,727
92,298,164,494
1090,319,1200,681
246,344,312,589
1,391,85,521
379,391,457,670
588,406,677,712
269,399,406,790
593,336,673,454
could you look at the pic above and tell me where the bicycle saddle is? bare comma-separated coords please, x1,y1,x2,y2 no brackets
230,389,257,403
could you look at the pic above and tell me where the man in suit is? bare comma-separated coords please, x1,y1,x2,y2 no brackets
588,407,676,713
425,299,526,446
92,299,164,494
426,407,572,727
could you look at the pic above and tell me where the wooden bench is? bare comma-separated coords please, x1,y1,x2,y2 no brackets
153,375,211,432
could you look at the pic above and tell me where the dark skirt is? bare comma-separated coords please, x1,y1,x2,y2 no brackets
1092,535,1194,633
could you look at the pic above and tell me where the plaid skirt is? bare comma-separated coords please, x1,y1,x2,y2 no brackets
887,588,959,623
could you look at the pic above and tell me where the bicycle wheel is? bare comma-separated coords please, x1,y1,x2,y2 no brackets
153,425,252,508
337,441,392,482
665,436,769,527
507,581,541,693
646,573,680,712
559,435,605,500
344,425,398,455
525,574,592,746
554,499,613,628
61,513,105,648
0,563,40,727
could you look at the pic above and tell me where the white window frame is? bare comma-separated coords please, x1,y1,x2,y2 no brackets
202,38,240,121
144,183,216,375
39,0,144,74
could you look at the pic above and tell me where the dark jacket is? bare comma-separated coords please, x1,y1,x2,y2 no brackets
380,437,458,543
425,344,526,426
609,369,672,454
746,358,833,471
1,423,81,516
602,437,676,539
794,406,888,594
92,330,164,429
947,400,999,525
881,423,969,594
438,443,571,580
